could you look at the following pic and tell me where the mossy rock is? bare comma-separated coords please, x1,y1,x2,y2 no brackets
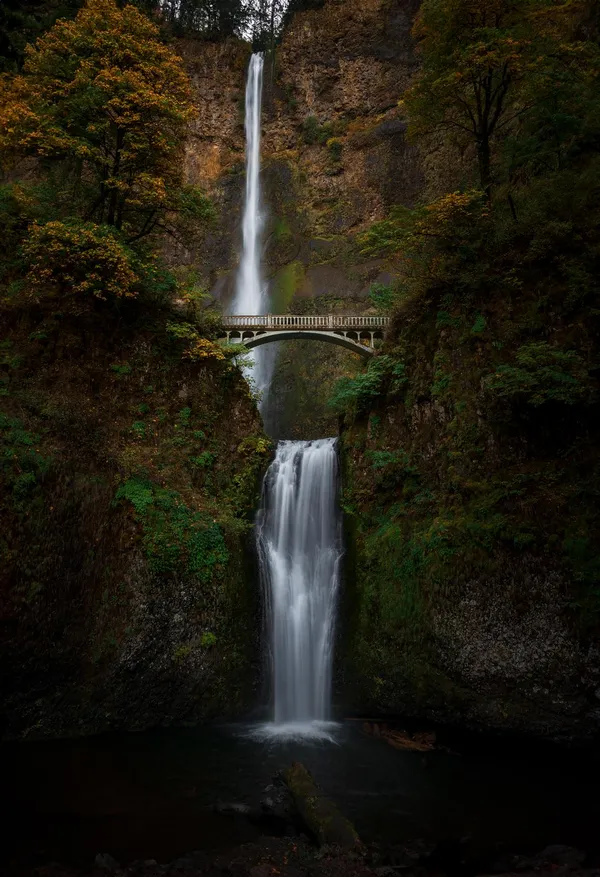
284,762,360,849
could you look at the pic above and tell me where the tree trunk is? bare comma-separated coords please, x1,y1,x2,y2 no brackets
477,135,492,201
107,129,124,227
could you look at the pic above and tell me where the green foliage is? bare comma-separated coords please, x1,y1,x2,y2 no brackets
115,477,229,582
0,412,49,506
301,115,335,146
369,282,396,313
200,631,217,647
485,342,591,406
470,313,486,335
329,355,408,415
111,362,132,376
327,137,343,163
190,451,216,469
359,205,416,258
115,477,153,515
366,448,418,476
131,421,146,439
177,407,192,427
176,185,216,226
360,192,491,306
172,643,192,662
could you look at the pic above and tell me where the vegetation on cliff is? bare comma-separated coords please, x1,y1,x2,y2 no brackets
0,0,269,739
0,0,318,72
336,0,600,734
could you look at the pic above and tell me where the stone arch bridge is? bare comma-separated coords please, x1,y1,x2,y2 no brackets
221,314,389,357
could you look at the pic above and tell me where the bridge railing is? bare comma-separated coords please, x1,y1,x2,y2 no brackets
222,314,389,330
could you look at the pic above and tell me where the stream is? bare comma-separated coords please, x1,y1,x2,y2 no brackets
1,721,598,869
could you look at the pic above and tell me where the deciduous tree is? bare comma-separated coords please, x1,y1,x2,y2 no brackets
0,0,197,242
404,0,540,197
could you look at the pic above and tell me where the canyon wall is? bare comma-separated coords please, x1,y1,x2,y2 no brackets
176,0,600,741
0,296,269,739
177,0,422,436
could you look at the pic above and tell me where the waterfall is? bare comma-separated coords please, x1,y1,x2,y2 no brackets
255,439,342,739
231,52,274,404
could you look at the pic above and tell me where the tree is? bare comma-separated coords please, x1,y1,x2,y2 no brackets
404,0,539,197
0,0,197,242
158,0,250,38
0,0,83,71
246,0,289,50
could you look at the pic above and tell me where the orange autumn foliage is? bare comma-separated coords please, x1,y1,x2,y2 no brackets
22,220,140,299
0,0,195,237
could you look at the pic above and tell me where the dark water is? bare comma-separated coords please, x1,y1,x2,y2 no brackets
1,722,598,868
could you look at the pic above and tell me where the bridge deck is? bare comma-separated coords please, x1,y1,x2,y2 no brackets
222,314,389,331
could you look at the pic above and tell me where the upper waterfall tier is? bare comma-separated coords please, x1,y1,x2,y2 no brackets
230,52,275,407
233,52,265,317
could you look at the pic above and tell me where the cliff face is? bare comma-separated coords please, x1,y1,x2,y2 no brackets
172,0,600,742
177,0,423,437
0,0,426,739
341,387,600,739
10,0,589,745
0,296,269,739
178,0,422,285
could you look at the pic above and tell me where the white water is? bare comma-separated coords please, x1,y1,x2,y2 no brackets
255,439,342,741
230,52,274,404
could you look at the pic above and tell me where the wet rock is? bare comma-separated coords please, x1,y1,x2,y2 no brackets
94,853,120,873
284,762,360,849
508,846,587,872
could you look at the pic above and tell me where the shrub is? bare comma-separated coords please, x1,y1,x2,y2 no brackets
369,282,396,313
22,220,139,299
484,342,591,406
327,137,343,162
301,115,334,145
115,477,229,581
329,356,407,415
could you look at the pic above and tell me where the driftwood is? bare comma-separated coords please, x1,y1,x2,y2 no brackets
283,762,360,849
360,722,437,752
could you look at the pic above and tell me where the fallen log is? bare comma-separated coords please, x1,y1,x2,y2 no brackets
283,762,360,849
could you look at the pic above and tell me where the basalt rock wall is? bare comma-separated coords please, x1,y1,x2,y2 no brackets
177,0,423,437
0,296,269,740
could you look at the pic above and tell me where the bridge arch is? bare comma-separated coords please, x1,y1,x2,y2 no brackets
231,329,375,358
221,315,388,358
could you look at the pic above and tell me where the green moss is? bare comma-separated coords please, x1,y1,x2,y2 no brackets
0,412,50,508
272,261,305,311
115,477,229,581
110,362,132,376
484,341,591,406
301,115,336,146
172,644,192,662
